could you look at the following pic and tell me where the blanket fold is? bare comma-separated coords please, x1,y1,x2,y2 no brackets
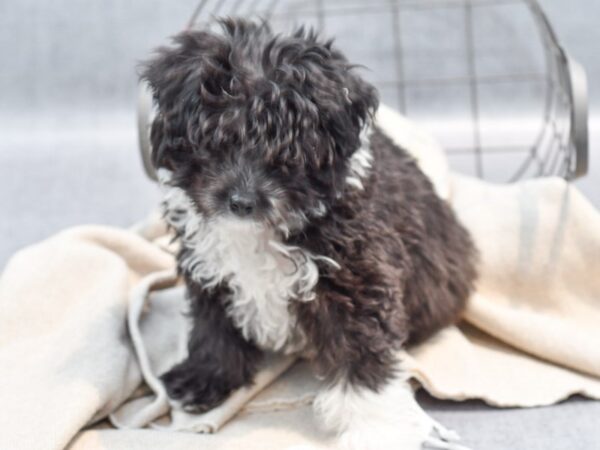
0,227,173,450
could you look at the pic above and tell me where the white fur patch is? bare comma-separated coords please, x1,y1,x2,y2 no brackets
313,368,468,450
345,128,373,190
157,169,338,353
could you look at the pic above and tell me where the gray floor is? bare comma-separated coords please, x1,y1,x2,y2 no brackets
1,1,599,449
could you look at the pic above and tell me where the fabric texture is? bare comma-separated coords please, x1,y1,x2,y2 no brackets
1,107,599,450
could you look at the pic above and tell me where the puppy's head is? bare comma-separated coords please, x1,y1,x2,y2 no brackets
142,18,378,235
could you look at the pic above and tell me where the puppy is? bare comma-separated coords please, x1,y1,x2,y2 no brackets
142,18,477,449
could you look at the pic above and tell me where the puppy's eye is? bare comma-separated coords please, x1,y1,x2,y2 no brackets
276,148,305,169
188,154,207,173
279,164,290,177
160,150,186,172
271,155,295,173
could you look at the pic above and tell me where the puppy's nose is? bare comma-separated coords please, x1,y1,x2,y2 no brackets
229,192,256,217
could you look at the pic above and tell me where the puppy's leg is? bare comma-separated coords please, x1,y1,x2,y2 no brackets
296,286,464,450
314,361,465,450
161,281,262,413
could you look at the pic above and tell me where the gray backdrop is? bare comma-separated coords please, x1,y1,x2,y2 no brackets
0,1,598,449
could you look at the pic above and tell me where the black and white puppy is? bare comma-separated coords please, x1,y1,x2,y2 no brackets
142,18,476,449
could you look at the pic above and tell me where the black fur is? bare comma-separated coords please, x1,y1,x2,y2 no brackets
141,18,477,412
161,281,262,412
291,129,476,389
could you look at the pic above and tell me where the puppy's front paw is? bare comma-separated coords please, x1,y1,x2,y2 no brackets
161,362,232,414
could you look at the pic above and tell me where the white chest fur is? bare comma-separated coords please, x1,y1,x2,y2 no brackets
158,171,327,353
182,219,318,353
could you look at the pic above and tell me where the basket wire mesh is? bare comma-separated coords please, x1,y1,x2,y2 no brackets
139,0,588,182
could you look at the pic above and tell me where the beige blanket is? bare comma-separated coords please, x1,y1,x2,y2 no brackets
1,108,600,450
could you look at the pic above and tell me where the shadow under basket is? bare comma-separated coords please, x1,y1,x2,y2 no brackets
137,0,588,184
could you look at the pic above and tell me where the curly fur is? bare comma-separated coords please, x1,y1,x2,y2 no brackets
141,18,477,447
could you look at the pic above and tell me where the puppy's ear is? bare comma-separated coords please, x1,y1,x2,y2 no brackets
141,30,227,111
343,67,379,131
139,30,228,170
328,64,378,160
147,116,188,171
287,28,379,160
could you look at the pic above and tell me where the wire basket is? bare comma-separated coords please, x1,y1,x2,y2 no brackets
138,0,588,182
